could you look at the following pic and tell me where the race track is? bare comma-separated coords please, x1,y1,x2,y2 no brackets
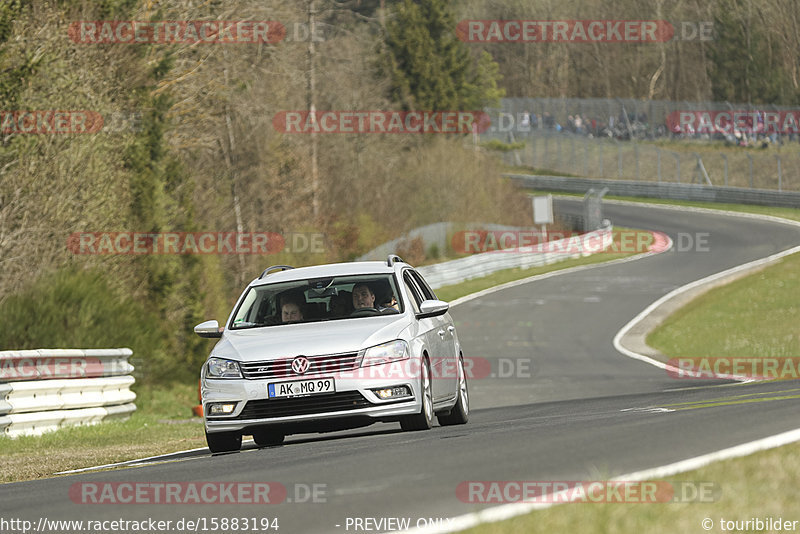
2,200,799,534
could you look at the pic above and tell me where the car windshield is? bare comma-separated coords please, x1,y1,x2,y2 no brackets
229,274,404,329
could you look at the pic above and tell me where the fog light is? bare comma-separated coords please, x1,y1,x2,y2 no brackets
372,386,411,399
208,402,237,415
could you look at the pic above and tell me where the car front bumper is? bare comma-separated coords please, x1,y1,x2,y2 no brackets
202,373,421,434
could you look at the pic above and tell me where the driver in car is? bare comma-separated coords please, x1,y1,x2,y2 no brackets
352,282,376,310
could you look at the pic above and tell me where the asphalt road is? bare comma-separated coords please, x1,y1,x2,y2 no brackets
2,200,799,534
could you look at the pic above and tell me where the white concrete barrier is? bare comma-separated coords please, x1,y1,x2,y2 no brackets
0,403,136,438
419,226,613,289
0,348,136,437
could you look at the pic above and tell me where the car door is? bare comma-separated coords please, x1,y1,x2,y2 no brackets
402,270,448,402
409,269,458,400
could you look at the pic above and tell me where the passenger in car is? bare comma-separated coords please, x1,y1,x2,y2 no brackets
373,279,399,310
281,298,304,323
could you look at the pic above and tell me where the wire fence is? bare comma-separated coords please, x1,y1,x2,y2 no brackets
481,98,800,192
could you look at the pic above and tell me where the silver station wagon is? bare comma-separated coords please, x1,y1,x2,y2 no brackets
194,255,469,453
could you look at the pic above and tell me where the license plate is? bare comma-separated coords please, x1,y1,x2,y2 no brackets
268,377,335,398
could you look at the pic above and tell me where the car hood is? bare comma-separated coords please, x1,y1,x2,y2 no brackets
211,315,411,362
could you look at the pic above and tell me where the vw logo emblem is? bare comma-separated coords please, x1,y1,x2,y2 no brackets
291,356,311,375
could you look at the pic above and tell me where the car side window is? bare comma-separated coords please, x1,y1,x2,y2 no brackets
403,272,424,314
410,270,437,301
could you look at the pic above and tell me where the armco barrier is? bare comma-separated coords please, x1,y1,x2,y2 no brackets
0,376,136,415
0,348,134,382
418,226,612,289
0,403,136,438
0,348,136,437
506,174,800,209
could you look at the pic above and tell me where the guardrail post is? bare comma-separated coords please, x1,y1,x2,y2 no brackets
746,153,754,188
583,138,589,177
556,135,562,170
656,147,662,183
544,135,550,169
612,139,622,178
570,136,576,172
672,153,681,183
598,143,603,177
721,153,728,186
635,144,640,181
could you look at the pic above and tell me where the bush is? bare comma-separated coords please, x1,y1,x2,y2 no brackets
0,266,166,382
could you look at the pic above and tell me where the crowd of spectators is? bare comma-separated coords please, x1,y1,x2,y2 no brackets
512,109,798,147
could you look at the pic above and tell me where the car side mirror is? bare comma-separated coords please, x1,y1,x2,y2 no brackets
194,320,223,338
417,299,449,318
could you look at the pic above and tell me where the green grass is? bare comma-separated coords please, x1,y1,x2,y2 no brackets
462,440,800,534
648,252,800,359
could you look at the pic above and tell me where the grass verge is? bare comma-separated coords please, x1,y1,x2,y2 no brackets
462,440,800,534
647,251,800,359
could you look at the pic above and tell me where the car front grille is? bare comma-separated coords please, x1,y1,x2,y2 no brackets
240,352,360,380
234,391,372,419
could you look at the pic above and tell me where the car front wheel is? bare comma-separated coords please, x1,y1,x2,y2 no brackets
206,430,242,453
252,428,285,447
400,356,433,431
437,355,469,426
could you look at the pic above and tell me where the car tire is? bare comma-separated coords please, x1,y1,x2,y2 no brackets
205,430,242,453
252,428,285,447
437,355,469,426
400,356,433,431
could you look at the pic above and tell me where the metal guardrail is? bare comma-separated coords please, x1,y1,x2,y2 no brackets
0,348,134,382
0,404,136,438
506,174,800,209
0,348,136,437
418,226,613,289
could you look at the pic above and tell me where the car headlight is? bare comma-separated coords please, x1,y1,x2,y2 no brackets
206,357,243,379
361,340,409,367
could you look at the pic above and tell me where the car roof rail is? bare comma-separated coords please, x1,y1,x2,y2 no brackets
387,254,405,267
259,265,295,279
